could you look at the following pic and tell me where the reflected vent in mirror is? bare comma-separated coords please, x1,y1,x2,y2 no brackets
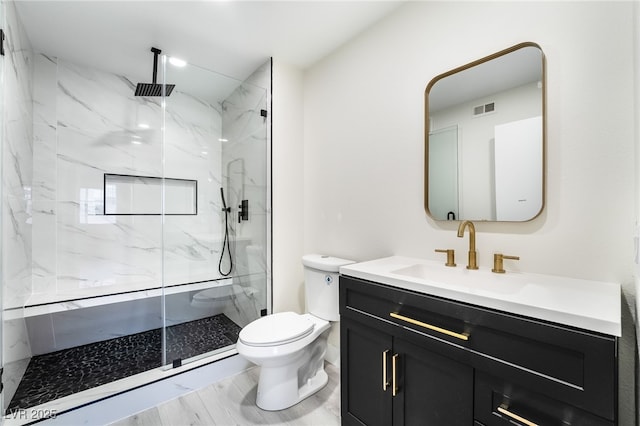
473,102,495,116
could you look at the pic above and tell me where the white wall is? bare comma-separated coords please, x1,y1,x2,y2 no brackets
272,60,305,314
305,1,635,281
273,60,347,363
302,1,636,422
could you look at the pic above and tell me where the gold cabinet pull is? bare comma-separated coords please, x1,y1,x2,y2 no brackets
497,405,538,426
390,312,469,341
382,350,390,391
392,353,399,397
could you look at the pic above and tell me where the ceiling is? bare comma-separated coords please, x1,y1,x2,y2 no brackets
429,44,544,112
13,1,405,101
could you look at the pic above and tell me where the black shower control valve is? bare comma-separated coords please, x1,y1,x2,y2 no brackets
238,199,249,223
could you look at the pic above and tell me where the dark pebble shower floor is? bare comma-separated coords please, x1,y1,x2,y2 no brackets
6,314,242,413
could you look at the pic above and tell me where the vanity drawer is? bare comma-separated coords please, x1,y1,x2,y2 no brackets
468,311,616,420
341,275,476,351
475,371,614,426
340,275,617,420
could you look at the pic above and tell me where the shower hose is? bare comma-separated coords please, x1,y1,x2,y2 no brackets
219,187,233,276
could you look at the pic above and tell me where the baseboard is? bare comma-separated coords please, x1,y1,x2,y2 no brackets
325,342,340,367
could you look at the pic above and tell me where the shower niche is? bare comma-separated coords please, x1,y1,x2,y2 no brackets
103,173,198,215
1,22,271,420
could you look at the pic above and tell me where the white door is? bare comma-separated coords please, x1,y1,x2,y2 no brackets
428,126,458,220
494,116,543,221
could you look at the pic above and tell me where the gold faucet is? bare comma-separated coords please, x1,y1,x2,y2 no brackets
435,249,456,267
492,253,520,273
457,220,478,270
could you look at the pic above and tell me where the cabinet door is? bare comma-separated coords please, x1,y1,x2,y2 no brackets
341,318,393,426
393,338,473,426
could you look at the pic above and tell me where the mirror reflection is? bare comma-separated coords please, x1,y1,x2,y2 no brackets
425,43,545,222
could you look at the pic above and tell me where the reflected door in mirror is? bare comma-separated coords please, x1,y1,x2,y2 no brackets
428,126,458,220
494,116,543,221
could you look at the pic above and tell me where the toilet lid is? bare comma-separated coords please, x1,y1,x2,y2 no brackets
239,312,315,347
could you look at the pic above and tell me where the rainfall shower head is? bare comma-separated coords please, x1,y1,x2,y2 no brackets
135,47,175,97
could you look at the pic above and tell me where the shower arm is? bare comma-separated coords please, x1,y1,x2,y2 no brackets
151,47,161,84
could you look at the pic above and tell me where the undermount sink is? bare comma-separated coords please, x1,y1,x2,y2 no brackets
389,262,536,297
391,263,456,280
339,255,621,336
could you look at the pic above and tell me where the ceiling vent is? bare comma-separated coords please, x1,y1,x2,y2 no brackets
473,102,495,117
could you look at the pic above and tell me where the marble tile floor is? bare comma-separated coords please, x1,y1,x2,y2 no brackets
7,314,241,413
109,362,341,426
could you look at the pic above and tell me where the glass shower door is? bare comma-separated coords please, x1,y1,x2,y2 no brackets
220,65,270,331
160,56,270,368
0,2,5,415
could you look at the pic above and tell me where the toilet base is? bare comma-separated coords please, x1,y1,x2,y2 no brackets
236,313,331,411
256,366,328,411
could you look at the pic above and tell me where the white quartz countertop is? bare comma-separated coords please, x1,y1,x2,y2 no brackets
339,256,621,337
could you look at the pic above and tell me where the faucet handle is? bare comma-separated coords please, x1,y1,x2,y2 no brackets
435,249,456,267
492,253,520,274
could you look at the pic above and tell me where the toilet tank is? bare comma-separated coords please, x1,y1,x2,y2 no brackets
302,254,355,321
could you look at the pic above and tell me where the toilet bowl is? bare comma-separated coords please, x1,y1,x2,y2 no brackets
235,254,354,411
236,312,330,410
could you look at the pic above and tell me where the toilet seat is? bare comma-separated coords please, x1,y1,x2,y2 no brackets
239,312,315,347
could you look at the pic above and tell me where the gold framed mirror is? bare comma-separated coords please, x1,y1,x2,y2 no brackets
425,42,546,222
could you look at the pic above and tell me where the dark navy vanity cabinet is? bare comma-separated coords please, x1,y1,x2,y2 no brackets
339,275,618,426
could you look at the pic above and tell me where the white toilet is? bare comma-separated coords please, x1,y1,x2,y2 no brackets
235,254,354,411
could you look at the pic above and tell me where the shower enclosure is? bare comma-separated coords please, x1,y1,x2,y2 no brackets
1,5,271,418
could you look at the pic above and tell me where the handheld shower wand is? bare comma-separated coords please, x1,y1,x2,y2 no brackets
220,187,230,213
218,187,233,276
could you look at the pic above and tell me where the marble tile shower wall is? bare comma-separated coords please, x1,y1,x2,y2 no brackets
221,61,269,301
29,55,229,307
3,0,34,363
1,0,270,366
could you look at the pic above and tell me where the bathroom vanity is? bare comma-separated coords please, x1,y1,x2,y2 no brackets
339,256,620,426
